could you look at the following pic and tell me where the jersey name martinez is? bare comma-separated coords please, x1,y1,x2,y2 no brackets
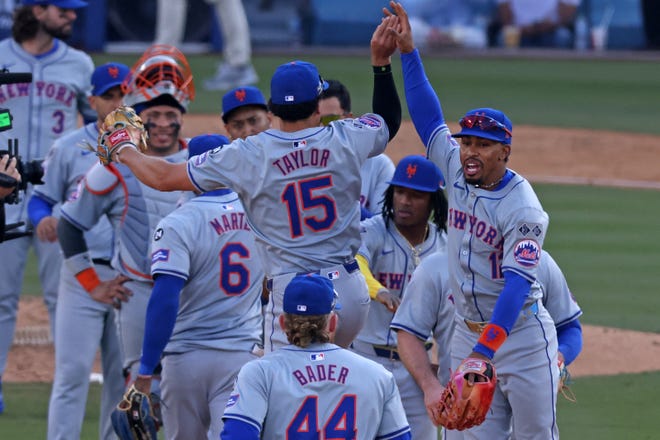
210,212,251,235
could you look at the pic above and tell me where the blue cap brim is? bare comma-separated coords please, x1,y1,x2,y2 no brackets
452,128,510,144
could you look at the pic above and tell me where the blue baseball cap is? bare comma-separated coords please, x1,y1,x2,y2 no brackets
388,155,445,192
283,274,340,316
221,86,267,123
91,62,130,96
452,108,513,145
270,60,328,105
22,0,88,8
188,134,229,158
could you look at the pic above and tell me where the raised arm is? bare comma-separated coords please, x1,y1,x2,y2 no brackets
371,14,402,141
383,1,446,146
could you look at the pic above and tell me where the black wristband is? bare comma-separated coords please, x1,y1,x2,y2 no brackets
373,64,392,75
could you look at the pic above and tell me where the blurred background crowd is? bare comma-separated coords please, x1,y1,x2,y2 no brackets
0,0,658,54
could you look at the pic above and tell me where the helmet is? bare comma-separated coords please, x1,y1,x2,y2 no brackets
387,155,445,192
122,44,195,112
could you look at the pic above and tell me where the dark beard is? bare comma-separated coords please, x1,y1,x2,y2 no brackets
42,23,72,40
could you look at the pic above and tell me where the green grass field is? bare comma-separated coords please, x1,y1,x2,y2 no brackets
4,52,659,438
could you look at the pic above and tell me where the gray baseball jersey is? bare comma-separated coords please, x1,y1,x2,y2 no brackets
537,251,582,327
360,154,395,215
187,115,389,351
149,190,264,439
34,123,123,440
34,122,114,259
427,126,559,438
390,250,454,385
356,215,446,347
353,215,445,440
0,37,94,227
0,37,94,378
222,342,411,439
187,115,389,276
60,147,188,378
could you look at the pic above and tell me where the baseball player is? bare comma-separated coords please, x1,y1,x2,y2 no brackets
124,134,265,440
57,45,193,392
220,273,412,440
383,2,559,437
353,155,447,440
96,18,403,353
319,79,395,220
27,62,129,440
221,85,271,141
392,249,582,438
0,0,94,406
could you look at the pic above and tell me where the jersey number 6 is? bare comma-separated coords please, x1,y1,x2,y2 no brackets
288,394,357,439
282,175,337,239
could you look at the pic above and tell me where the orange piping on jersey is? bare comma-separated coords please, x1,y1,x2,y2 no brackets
119,256,153,281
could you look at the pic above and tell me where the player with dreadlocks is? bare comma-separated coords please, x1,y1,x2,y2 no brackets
354,154,448,439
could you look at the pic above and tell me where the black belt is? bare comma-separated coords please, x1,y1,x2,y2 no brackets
372,341,433,361
266,260,359,290
92,258,112,267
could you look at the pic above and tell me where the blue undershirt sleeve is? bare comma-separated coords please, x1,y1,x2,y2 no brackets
400,49,446,146
220,419,260,440
27,193,54,227
138,274,185,376
557,319,582,365
473,271,531,359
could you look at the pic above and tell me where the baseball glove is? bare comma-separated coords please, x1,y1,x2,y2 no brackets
96,106,148,165
110,384,160,440
435,357,497,430
558,357,577,402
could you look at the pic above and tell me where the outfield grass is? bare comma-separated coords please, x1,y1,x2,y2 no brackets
3,372,659,439
89,53,660,135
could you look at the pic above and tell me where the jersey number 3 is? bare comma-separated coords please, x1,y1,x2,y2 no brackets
282,175,337,238
287,394,357,439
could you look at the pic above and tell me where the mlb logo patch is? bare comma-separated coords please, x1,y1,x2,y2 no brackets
326,271,340,280
297,305,308,312
293,140,307,149
513,239,540,267
226,394,239,408
151,249,170,264
221,204,234,211
310,353,325,361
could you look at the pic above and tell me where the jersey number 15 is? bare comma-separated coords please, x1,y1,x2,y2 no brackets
282,175,337,239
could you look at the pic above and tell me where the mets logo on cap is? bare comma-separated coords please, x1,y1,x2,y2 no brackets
513,239,540,267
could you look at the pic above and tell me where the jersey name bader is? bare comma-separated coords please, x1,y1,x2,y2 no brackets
272,148,331,176
293,364,350,386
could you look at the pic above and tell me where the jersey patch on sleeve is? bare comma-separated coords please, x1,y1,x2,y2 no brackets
355,115,382,129
226,393,239,408
151,249,170,264
516,222,544,238
153,227,164,241
513,239,541,267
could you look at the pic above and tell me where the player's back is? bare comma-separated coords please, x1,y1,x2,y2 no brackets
189,115,389,275
224,342,410,439
151,190,264,353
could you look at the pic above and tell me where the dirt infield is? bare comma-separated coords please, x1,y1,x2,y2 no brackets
4,118,660,383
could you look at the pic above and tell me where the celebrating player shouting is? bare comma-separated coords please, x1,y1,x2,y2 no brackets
381,2,559,438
